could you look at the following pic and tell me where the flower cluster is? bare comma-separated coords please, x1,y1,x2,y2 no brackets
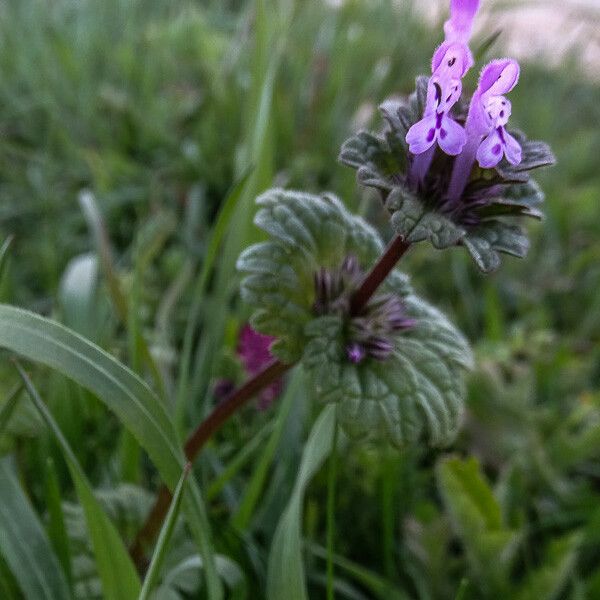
313,255,415,363
237,189,472,446
340,0,555,272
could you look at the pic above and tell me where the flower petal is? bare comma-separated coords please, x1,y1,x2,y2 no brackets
476,130,504,168
502,129,522,165
444,0,480,44
478,59,520,97
406,115,437,155
432,42,472,77
437,116,467,156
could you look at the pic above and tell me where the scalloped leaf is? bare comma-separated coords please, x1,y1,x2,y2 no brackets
462,221,530,273
386,188,466,249
239,189,472,447
338,130,396,193
238,189,386,363
302,293,473,447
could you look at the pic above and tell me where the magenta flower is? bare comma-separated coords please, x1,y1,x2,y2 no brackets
237,324,282,410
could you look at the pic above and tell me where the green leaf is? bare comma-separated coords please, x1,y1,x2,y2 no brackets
139,464,191,600
0,383,23,436
238,189,385,363
0,458,72,600
0,235,14,283
59,253,105,341
155,555,247,600
267,405,337,600
515,534,580,600
386,188,465,249
497,137,556,178
0,305,222,599
437,457,522,591
338,131,397,193
303,291,473,447
239,190,472,447
45,457,74,592
16,362,142,600
462,221,530,273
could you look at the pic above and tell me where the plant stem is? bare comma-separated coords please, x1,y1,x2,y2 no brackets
350,235,411,315
130,359,291,568
130,235,411,569
326,423,339,600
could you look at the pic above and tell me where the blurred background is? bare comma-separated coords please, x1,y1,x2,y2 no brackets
0,0,600,598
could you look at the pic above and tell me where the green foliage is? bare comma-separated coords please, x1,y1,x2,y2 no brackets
239,188,472,446
0,459,71,600
18,363,142,600
437,457,522,593
0,307,222,599
238,188,384,363
267,404,337,600
0,0,597,598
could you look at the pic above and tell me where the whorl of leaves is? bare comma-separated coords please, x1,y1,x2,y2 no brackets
339,77,556,272
237,189,473,446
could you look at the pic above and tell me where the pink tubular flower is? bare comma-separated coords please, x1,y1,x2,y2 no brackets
406,0,480,183
447,58,521,202
237,324,282,410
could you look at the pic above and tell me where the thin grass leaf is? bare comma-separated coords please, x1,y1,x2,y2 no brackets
206,420,273,502
45,457,74,592
16,362,142,600
175,168,253,431
308,544,408,600
0,235,14,282
0,306,221,599
0,458,72,600
232,371,297,530
0,383,23,435
139,463,191,600
79,191,166,399
266,404,337,600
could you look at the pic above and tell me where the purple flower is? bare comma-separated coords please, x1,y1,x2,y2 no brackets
447,59,521,202
442,0,480,52
405,66,466,157
346,343,366,364
406,0,480,182
237,324,283,410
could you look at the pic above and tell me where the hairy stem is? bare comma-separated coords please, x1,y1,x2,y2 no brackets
130,234,411,569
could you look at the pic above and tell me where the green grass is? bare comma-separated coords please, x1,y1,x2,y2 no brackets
0,0,599,598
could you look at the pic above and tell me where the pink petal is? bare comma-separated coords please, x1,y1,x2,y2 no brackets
406,115,437,155
476,130,504,168
502,129,522,165
437,116,467,156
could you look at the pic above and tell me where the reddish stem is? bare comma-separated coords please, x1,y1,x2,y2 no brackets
130,235,411,570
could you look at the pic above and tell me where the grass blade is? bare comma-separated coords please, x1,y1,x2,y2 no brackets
266,404,337,600
139,463,191,600
0,306,221,599
16,361,142,600
45,457,74,592
0,383,23,435
0,457,72,600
